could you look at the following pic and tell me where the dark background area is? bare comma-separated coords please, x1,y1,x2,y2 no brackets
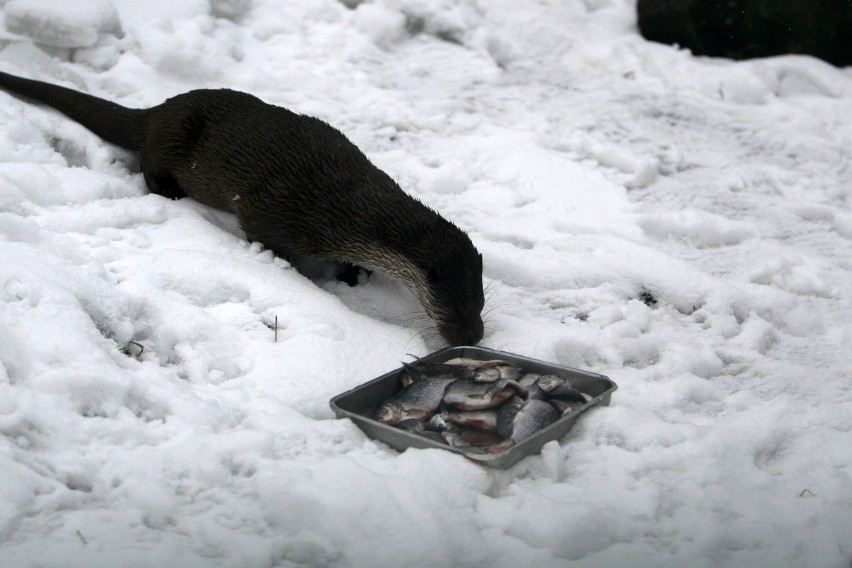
637,0,852,66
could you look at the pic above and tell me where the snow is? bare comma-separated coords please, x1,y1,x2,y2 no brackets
1,0,850,566
3,0,123,49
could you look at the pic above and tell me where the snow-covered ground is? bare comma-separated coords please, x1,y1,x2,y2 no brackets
1,1,850,566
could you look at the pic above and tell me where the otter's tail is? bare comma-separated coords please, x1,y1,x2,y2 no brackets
0,71,146,151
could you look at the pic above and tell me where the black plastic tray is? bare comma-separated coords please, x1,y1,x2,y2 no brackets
329,346,617,469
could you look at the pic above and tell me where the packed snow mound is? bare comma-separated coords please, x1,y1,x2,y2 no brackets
3,0,123,48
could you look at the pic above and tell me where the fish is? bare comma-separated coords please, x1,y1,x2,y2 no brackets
443,378,525,410
471,364,523,383
496,397,559,443
519,372,541,387
536,375,591,404
549,399,585,416
396,419,446,443
374,373,458,425
441,427,473,449
374,357,595,456
439,356,524,383
518,372,544,399
443,409,500,431
405,360,473,378
399,361,470,387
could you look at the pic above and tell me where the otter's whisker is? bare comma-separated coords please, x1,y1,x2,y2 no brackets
404,330,432,352
482,303,508,319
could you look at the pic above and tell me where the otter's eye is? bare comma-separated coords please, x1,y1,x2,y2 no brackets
427,265,442,283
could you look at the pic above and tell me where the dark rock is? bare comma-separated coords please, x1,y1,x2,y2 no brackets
637,0,852,67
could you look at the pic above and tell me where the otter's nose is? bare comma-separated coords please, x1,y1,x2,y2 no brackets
447,318,484,346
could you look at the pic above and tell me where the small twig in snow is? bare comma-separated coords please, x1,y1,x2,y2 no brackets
124,341,144,361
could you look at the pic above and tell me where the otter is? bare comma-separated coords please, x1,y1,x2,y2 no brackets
0,70,485,346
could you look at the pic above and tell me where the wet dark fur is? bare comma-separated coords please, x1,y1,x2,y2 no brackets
0,71,484,345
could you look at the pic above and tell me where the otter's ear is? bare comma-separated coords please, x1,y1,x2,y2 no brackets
427,264,443,283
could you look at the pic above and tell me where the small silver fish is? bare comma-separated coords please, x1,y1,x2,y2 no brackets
443,378,524,410
519,372,541,387
518,372,544,399
396,419,446,443
496,397,559,443
396,419,423,432
440,425,470,448
471,364,523,383
443,409,500,431
375,374,458,425
400,362,470,387
537,375,591,404
380,359,593,455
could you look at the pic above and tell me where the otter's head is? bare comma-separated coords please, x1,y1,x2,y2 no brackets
406,222,485,346
345,190,485,346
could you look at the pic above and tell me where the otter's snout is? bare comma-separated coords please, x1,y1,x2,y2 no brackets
440,315,484,347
